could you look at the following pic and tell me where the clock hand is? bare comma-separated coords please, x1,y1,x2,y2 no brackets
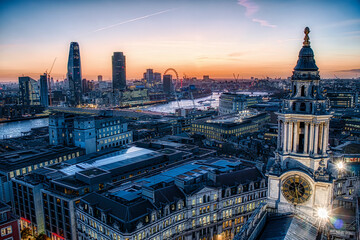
295,185,299,201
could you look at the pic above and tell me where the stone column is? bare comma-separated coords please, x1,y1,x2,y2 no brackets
314,123,319,155
277,121,281,150
304,122,309,154
283,121,288,152
290,122,294,153
309,123,314,154
293,122,298,153
322,122,328,154
319,123,323,154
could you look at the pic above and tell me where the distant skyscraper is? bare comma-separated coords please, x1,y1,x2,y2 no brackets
18,76,40,106
67,42,82,106
39,74,49,107
163,74,172,93
154,72,161,82
144,69,154,83
112,52,126,91
98,75,103,82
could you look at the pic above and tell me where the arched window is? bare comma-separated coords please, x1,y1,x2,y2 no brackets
292,103,296,111
301,86,305,96
293,85,297,95
300,102,306,111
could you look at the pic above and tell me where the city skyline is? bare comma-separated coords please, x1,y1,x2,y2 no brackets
0,0,360,82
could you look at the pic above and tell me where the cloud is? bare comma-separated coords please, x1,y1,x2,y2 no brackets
93,8,175,33
237,0,259,16
252,18,276,28
336,69,360,73
237,0,276,28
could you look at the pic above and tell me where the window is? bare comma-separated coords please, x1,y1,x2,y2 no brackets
1,226,12,236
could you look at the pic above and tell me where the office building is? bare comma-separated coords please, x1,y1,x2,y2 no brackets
67,42,82,106
191,111,269,142
112,52,126,91
219,93,260,115
39,74,49,107
49,113,133,154
0,202,20,240
163,75,172,94
98,75,103,82
74,115,133,154
0,146,84,203
76,159,267,240
11,145,191,239
327,91,358,109
154,72,161,83
144,69,154,84
18,76,40,106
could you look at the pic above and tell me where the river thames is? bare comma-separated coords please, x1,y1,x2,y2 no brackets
0,91,268,139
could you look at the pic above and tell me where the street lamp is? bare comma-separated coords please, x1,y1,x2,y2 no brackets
316,207,330,240
317,207,329,220
336,161,344,170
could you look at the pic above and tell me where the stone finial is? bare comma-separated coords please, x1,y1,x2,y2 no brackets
303,27,310,47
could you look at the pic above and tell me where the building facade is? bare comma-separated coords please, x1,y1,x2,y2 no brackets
163,75,172,94
67,42,82,106
0,202,20,240
112,52,126,91
18,76,40,106
11,145,192,239
267,28,334,217
73,115,133,154
219,93,260,115
39,74,49,107
191,111,269,142
0,146,84,203
76,160,267,240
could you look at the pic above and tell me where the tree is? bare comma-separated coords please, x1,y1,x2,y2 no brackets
35,233,50,240
21,227,32,239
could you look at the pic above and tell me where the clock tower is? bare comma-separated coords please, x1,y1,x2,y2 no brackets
267,27,333,217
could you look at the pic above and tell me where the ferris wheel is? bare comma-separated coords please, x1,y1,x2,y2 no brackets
164,68,181,108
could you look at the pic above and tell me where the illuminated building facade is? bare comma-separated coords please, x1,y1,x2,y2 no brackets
76,160,267,240
191,111,269,142
11,146,190,239
18,76,40,106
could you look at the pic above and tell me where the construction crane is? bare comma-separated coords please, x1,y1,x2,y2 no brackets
45,58,57,106
233,73,239,81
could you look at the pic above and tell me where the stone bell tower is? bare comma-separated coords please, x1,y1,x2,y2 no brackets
267,27,333,216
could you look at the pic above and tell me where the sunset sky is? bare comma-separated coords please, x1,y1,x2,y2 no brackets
0,0,359,82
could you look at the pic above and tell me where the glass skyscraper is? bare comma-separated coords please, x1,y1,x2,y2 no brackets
39,74,49,107
112,52,126,91
18,76,40,106
67,42,82,106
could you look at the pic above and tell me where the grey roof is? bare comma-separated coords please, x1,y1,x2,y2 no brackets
82,192,154,224
216,167,263,186
153,185,185,207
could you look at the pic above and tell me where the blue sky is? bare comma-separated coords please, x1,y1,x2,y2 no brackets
0,0,359,81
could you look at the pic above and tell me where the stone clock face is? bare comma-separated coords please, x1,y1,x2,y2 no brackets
281,175,312,204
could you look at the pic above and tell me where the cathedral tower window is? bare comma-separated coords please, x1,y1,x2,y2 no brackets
301,86,305,96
